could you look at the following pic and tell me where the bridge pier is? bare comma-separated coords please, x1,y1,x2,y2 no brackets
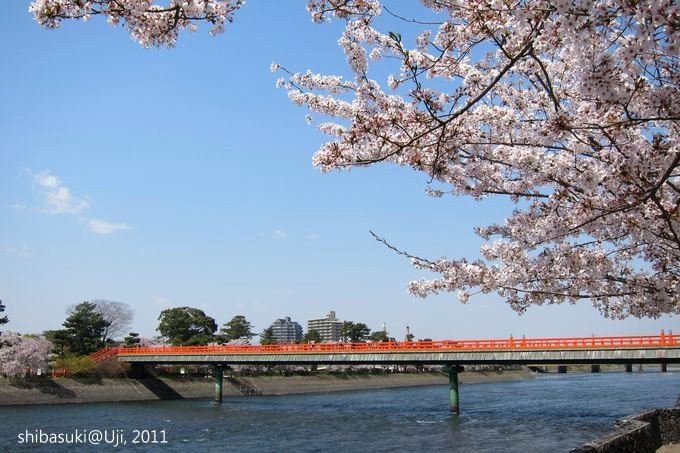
443,365,464,414
557,366,568,373
661,363,667,373
625,363,633,372
214,364,224,403
591,365,600,373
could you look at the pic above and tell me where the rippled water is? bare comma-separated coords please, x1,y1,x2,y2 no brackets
1,371,678,452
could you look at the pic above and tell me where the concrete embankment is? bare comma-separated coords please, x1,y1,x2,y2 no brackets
571,406,680,453
0,369,532,406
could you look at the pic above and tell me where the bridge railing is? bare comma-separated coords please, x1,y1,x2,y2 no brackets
89,347,122,363
110,333,678,357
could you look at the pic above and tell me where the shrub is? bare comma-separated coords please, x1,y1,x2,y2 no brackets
54,356,96,376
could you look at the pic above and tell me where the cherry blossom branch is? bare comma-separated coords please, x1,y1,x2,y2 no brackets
30,0,243,47
29,0,680,318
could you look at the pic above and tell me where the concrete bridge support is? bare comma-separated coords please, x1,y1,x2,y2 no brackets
591,365,600,373
443,365,464,414
557,366,568,373
625,363,633,372
214,364,224,403
661,363,667,372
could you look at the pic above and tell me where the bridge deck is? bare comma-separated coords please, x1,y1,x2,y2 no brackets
93,334,680,366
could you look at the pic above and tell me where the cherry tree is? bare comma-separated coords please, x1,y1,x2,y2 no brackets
29,0,679,318
29,0,243,47
0,332,52,377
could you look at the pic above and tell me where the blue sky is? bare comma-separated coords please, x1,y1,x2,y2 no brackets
1,1,675,341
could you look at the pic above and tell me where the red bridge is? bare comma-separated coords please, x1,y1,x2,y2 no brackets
88,332,679,413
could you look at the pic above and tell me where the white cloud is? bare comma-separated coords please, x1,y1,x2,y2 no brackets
29,169,91,214
22,169,132,235
47,186,91,214
5,245,32,257
34,171,60,189
273,229,287,239
87,219,133,235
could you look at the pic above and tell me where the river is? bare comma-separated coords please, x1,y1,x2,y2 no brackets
1,370,678,452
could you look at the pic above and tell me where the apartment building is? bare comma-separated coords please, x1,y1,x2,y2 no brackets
269,316,303,343
307,310,343,343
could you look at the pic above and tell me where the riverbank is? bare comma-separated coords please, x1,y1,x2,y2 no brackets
0,368,533,406
571,406,680,453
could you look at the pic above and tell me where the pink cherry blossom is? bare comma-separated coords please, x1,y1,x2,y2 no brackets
30,0,679,318
279,1,679,319
29,0,243,47
0,332,52,377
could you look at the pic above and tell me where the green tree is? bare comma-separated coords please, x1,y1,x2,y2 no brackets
369,330,390,342
260,327,277,345
184,334,217,346
123,332,141,347
300,329,322,344
219,315,254,343
0,300,8,334
157,307,217,346
63,302,110,355
341,322,371,343
43,329,71,356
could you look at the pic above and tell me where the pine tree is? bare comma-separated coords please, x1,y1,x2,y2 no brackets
260,327,277,345
0,300,8,335
219,315,254,343
123,332,141,347
63,302,110,355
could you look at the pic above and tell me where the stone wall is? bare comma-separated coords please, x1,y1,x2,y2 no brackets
571,407,680,453
657,408,680,443
0,373,448,405
0,368,534,406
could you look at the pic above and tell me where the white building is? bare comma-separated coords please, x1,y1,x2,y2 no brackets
307,311,343,343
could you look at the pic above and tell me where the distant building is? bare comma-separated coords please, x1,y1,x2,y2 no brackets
269,317,303,344
307,311,343,343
